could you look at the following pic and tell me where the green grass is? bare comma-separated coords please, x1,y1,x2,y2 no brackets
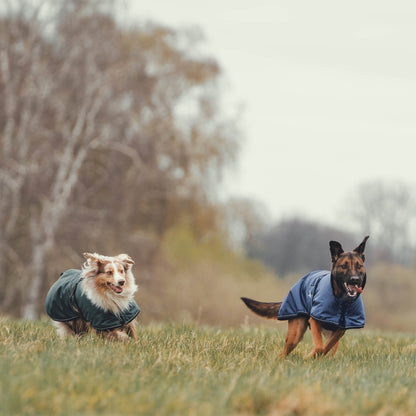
1,319,416,415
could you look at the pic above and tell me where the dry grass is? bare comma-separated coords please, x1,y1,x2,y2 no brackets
1,319,416,416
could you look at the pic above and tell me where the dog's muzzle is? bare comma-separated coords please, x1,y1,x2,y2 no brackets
344,276,363,297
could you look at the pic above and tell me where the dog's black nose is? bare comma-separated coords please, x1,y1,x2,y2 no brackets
118,280,125,286
350,276,360,284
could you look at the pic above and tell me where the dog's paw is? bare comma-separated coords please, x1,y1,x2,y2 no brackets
115,330,129,341
305,348,324,359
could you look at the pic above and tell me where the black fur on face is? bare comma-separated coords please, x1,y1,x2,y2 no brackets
329,236,369,299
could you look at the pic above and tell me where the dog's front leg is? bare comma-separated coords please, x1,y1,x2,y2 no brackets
94,329,128,341
306,320,345,358
124,322,137,340
114,330,129,341
305,318,325,359
322,329,345,356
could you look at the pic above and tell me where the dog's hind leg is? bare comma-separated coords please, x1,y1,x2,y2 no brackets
53,321,75,338
280,317,308,357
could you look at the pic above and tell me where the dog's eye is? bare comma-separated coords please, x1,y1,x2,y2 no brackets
340,264,348,270
119,269,125,274
356,263,363,270
106,271,113,275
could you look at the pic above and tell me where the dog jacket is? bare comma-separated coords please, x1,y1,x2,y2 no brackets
45,269,140,331
277,270,365,330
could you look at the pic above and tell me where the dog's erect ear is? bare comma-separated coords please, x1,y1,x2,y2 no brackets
117,254,134,270
329,241,344,263
353,236,369,261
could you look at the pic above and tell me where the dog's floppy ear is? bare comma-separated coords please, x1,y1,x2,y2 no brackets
83,252,102,264
353,235,369,261
83,252,107,269
329,241,344,263
82,252,104,277
116,254,134,270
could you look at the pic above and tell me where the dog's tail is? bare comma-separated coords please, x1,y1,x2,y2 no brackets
241,297,282,319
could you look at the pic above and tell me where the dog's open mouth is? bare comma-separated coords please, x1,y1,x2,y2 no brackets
108,283,123,294
344,283,363,297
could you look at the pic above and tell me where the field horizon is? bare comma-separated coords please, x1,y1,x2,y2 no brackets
1,318,416,415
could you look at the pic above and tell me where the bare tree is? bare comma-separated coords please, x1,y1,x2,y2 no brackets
0,2,125,317
347,180,416,265
0,6,49,313
222,197,270,252
246,218,355,276
0,0,239,317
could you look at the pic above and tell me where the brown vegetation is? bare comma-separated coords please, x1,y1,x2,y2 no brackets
0,0,239,318
364,263,416,332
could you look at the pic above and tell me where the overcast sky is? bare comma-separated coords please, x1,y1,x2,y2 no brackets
122,0,416,226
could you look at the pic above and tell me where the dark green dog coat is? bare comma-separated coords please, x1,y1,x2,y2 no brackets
45,269,140,331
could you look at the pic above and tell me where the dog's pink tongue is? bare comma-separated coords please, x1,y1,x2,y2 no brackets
356,286,363,294
110,284,123,294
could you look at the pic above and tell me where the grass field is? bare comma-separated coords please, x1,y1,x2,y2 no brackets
1,318,416,415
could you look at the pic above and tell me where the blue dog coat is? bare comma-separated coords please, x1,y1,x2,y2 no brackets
45,269,140,331
277,270,365,330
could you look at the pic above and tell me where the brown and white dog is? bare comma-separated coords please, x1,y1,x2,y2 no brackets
45,253,140,341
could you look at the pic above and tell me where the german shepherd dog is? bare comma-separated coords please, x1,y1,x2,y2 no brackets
241,236,369,358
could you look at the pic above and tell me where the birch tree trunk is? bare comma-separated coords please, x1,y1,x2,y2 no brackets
21,81,110,318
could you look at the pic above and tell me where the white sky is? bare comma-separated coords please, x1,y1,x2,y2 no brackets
122,0,416,226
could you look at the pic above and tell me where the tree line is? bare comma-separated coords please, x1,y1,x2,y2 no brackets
245,179,416,276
